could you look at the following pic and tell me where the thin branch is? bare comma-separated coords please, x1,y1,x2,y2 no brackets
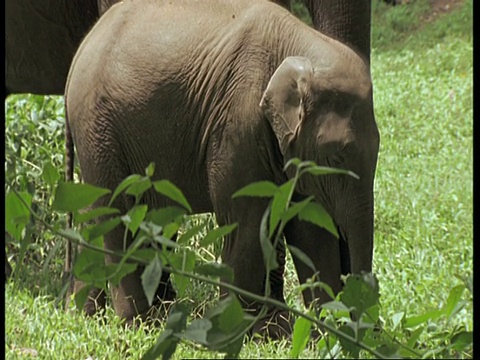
11,187,388,359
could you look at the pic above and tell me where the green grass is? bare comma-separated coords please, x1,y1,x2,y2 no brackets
372,0,472,289
5,0,473,358
370,0,473,348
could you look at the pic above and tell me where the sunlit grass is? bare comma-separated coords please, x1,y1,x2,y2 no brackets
5,0,472,358
371,0,473,340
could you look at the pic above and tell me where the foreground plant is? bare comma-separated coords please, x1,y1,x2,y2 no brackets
6,160,472,359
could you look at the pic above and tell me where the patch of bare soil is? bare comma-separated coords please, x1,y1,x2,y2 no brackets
421,0,464,24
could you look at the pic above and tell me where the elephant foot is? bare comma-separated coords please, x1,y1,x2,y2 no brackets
250,308,293,341
83,287,107,316
143,278,177,323
65,280,107,317
116,277,177,328
5,254,12,281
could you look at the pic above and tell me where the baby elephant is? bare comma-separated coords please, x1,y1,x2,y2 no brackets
65,0,378,338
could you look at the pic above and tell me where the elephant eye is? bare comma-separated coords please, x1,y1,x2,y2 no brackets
319,91,358,118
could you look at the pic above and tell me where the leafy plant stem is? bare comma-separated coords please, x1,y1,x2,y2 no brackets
10,188,394,359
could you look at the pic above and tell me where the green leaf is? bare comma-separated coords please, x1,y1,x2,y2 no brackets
406,326,425,348
298,202,339,238
281,196,314,224
443,284,465,319
125,205,148,235
141,255,163,306
109,174,142,206
183,318,212,344
259,207,278,272
302,281,336,301
340,273,379,318
105,262,138,287
200,223,238,247
52,182,111,212
217,296,245,333
316,335,337,353
142,329,175,360
232,181,278,198
449,331,473,351
170,250,196,297
139,221,162,237
177,222,208,245
41,161,61,187
74,207,120,224
376,344,402,359
301,165,359,179
194,263,234,283
283,157,303,171
215,320,249,358
143,303,189,359
364,303,380,324
58,228,85,244
145,206,186,227
337,324,361,358
73,284,93,313
321,300,350,312
391,311,405,330
125,177,152,201
287,245,316,272
145,162,155,177
404,309,442,328
5,190,32,241
153,180,192,212
166,303,189,333
152,234,180,249
131,248,157,263
162,222,180,240
291,316,312,358
203,295,251,356
72,238,108,289
269,180,294,238
86,217,121,242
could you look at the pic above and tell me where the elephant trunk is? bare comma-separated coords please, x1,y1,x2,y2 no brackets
335,186,375,276
292,157,376,279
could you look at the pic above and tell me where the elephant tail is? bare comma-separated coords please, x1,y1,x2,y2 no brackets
63,97,75,295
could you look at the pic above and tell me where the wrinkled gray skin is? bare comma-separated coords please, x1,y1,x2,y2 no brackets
65,0,377,337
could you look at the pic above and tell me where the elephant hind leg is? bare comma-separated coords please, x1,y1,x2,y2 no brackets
249,308,293,341
64,241,107,316
65,277,107,317
5,253,12,281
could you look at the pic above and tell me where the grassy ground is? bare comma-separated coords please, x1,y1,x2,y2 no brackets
5,0,472,358
371,0,473,325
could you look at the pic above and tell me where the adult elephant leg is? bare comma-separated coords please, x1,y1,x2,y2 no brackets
69,141,174,323
283,216,343,308
5,253,12,280
103,207,176,324
218,197,268,307
303,0,372,63
65,245,107,316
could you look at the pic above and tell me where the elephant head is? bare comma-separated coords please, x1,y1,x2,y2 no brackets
260,55,376,285
260,56,370,163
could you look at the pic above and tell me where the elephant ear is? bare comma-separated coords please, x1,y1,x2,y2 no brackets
260,56,313,156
